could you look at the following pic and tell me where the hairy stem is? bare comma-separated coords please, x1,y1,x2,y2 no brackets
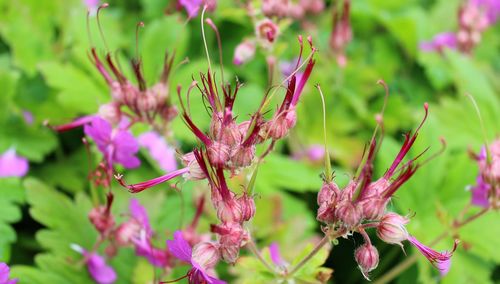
285,235,331,278
373,207,490,284
246,239,277,275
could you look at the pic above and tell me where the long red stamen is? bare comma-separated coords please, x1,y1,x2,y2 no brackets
182,113,212,145
291,57,316,106
51,115,95,132
115,168,189,193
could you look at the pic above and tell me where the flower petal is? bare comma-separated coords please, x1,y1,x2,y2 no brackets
167,230,192,263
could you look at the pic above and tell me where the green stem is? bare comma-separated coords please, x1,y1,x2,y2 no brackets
373,207,490,284
285,235,331,278
246,239,277,275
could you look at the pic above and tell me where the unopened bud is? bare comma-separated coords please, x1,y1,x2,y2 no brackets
114,220,142,246
231,146,256,168
192,241,220,270
233,40,256,66
354,244,379,280
207,141,231,167
237,194,256,221
316,203,336,224
98,103,121,125
89,206,115,234
220,243,240,264
137,94,157,112
317,181,340,205
335,201,362,228
216,199,243,223
358,197,387,220
182,152,206,180
376,213,409,246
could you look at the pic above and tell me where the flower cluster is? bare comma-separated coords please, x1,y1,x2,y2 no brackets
470,139,500,208
329,0,352,67
316,101,458,279
421,0,500,53
261,0,324,20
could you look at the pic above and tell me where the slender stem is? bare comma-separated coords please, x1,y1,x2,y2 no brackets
286,235,330,277
246,239,277,274
373,207,490,284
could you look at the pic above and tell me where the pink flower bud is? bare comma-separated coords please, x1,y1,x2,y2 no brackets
376,213,409,246
231,145,256,168
182,152,206,180
317,181,340,205
256,19,279,48
220,243,240,264
237,194,256,221
216,198,243,223
358,197,387,220
354,244,379,280
233,40,256,66
159,105,178,122
316,202,336,224
98,103,122,125
192,241,221,270
151,83,168,105
89,206,115,234
335,201,362,228
207,141,231,167
114,220,142,246
137,94,157,112
266,109,297,140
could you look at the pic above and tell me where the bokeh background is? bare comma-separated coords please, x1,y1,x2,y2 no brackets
0,0,499,283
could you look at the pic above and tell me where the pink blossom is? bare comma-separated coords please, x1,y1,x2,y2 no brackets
420,32,458,52
84,117,140,169
470,175,490,207
167,231,226,284
268,242,287,267
0,263,18,284
84,252,117,284
0,149,29,178
138,131,177,172
407,236,458,276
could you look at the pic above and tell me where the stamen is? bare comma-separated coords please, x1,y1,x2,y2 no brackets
160,273,189,283
86,10,94,47
200,6,213,75
115,168,189,193
49,115,95,132
295,35,304,70
205,18,225,84
316,84,332,182
135,21,145,60
96,3,110,53
466,94,491,164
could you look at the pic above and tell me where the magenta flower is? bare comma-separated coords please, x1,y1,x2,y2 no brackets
420,32,458,52
470,175,490,207
0,263,18,284
179,0,202,18
0,149,29,178
167,231,226,284
268,242,287,267
84,117,140,169
84,252,117,284
129,199,152,235
407,236,458,276
138,131,177,172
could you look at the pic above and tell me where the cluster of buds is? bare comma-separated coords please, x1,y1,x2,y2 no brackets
329,0,352,67
316,92,458,279
470,139,500,208
118,36,316,193
261,0,324,20
420,0,500,54
194,150,253,264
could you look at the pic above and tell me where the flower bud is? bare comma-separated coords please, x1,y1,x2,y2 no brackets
114,220,142,246
220,243,240,264
192,241,220,270
207,141,231,167
233,40,256,66
216,199,243,223
335,201,362,228
237,194,256,221
316,203,336,224
354,244,379,280
159,105,178,122
256,19,279,48
231,145,256,168
358,197,387,220
88,206,115,234
137,94,157,112
98,103,121,125
182,152,206,180
317,181,340,205
266,109,296,140
151,83,168,105
376,213,409,246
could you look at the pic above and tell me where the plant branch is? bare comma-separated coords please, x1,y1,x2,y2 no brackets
285,235,331,278
373,207,490,284
246,238,277,275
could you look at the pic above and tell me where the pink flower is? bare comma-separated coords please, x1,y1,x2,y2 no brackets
233,40,256,66
167,231,226,284
84,252,117,284
138,131,177,172
470,175,490,207
0,263,18,284
407,236,458,276
268,242,287,267
0,149,29,178
84,117,140,169
420,32,458,52
178,0,216,18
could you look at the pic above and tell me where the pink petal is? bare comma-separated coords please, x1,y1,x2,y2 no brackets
85,252,117,284
129,199,152,235
0,149,29,177
167,231,193,263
